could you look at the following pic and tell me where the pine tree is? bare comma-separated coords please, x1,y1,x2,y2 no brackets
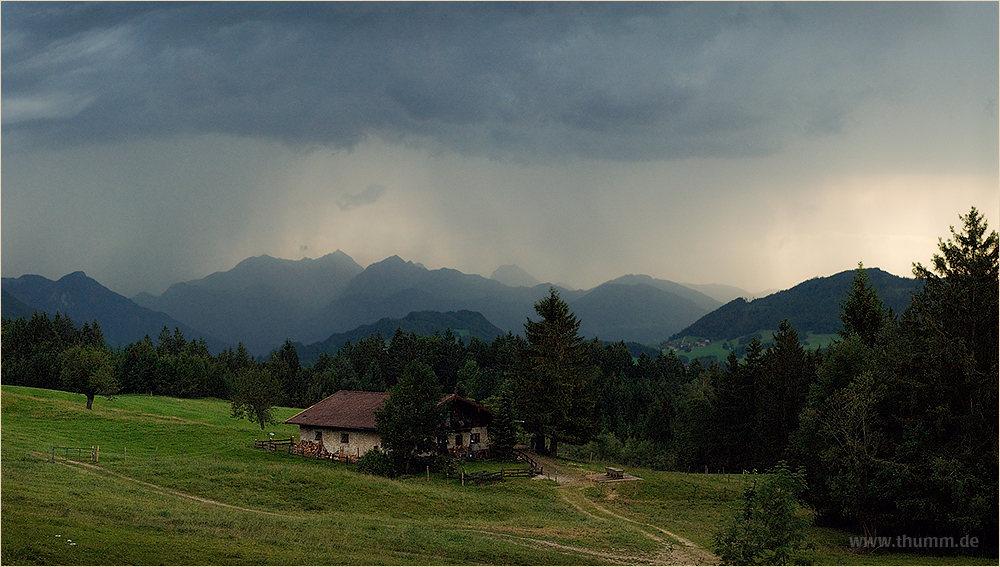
517,287,599,456
838,262,889,346
900,206,998,544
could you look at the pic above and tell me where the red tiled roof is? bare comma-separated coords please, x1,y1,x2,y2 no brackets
284,390,494,430
285,390,390,430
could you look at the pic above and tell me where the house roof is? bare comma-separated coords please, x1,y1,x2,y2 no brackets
284,390,495,430
285,390,390,430
440,393,494,417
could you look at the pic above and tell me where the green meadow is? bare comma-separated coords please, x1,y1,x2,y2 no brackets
669,332,839,364
1,386,990,565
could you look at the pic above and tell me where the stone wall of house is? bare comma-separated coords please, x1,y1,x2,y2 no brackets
447,425,489,453
298,427,383,457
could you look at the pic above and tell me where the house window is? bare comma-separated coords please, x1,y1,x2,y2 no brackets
470,433,480,445
455,434,464,447
341,433,350,444
314,431,322,442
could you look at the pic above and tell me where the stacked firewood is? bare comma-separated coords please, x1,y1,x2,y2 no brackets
293,440,332,459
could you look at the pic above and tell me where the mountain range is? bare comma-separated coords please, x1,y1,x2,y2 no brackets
3,252,917,359
124,253,732,353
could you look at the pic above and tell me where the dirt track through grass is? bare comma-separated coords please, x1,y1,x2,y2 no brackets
531,454,720,565
36,452,297,518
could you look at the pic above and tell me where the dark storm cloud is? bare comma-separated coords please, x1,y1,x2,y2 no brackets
1,2,952,161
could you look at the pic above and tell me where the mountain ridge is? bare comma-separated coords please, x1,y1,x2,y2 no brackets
132,251,363,353
490,264,542,288
671,267,917,342
1,271,229,352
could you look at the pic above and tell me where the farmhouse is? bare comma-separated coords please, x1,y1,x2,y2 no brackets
285,390,494,458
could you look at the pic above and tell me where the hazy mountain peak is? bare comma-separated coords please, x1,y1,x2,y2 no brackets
604,274,722,312
60,271,90,281
490,264,541,288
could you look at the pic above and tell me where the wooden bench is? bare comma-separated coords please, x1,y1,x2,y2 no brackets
606,467,624,479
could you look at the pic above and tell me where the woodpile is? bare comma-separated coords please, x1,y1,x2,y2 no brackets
291,440,358,463
293,440,330,458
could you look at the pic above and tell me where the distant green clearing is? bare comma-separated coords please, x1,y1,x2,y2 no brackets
666,332,839,364
2,386,989,565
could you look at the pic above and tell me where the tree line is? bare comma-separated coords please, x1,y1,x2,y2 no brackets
2,206,995,555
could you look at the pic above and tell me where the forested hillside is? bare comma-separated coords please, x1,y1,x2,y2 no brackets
295,310,504,366
671,267,916,342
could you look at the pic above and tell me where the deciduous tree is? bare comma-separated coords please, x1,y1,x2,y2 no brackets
230,366,280,430
375,361,445,475
59,343,118,409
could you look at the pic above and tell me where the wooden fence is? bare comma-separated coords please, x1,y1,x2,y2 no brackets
254,437,295,453
446,449,542,485
50,445,100,462
255,438,543,479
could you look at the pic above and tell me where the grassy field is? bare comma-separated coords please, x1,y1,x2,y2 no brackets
1,386,992,565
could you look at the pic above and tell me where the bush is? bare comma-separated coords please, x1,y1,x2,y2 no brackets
356,449,397,478
713,462,813,565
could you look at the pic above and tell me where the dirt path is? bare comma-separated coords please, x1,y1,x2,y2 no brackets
529,454,720,565
35,452,297,518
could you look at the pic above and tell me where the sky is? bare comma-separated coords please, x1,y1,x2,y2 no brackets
3,2,997,298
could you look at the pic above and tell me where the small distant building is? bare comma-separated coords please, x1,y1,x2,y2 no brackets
285,390,494,458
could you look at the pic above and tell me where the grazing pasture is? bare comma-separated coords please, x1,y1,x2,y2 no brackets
1,386,990,565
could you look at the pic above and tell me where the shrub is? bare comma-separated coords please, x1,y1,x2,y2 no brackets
713,462,813,565
356,449,397,478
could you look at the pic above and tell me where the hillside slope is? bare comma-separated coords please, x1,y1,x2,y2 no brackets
671,268,917,341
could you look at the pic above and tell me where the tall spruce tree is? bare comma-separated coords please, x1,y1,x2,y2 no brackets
755,320,809,469
899,206,998,547
518,288,599,456
838,262,889,346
